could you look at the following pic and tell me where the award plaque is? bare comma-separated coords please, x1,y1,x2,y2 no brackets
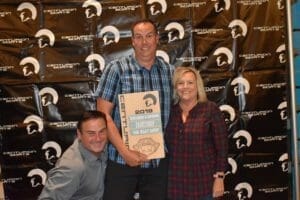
118,91,165,159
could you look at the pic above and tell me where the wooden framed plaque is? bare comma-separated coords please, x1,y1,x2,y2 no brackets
118,91,165,159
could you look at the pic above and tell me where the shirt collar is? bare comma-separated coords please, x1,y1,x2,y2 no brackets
130,54,161,71
176,102,203,115
76,139,107,162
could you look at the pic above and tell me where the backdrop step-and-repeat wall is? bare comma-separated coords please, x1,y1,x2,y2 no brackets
0,0,289,199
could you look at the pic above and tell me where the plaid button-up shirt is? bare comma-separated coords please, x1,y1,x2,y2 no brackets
166,101,228,199
95,54,174,168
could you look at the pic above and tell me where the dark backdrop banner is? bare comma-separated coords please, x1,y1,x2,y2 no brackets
0,0,289,199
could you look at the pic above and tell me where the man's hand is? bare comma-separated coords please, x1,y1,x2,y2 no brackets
97,98,150,166
121,149,149,167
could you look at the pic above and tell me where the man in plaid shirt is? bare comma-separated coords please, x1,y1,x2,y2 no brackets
95,19,174,200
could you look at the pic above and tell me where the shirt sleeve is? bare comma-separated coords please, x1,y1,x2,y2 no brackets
94,61,121,104
38,159,83,200
210,102,228,172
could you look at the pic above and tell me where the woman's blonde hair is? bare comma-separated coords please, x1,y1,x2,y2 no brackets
172,66,207,104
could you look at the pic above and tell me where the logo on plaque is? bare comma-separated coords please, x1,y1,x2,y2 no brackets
119,91,165,159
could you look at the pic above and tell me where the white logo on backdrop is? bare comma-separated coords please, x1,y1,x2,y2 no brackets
219,104,236,123
231,77,250,96
35,29,55,48
233,130,252,149
147,0,167,15
276,44,286,64
228,19,247,38
277,0,284,10
39,87,59,106
225,157,238,176
156,50,170,64
86,53,105,74
99,25,120,46
278,153,288,172
165,22,184,43
17,2,37,22
27,168,47,187
235,182,253,200
23,115,43,135
20,57,40,76
277,101,287,120
82,0,102,18
213,0,231,13
213,47,233,66
42,141,62,166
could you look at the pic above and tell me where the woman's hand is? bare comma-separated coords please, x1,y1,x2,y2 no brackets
212,177,224,198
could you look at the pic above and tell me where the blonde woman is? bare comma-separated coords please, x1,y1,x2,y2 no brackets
166,67,228,200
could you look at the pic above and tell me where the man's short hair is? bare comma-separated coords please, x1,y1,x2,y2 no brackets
77,110,107,131
131,19,158,35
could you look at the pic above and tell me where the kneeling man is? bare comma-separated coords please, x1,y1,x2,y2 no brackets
38,110,108,200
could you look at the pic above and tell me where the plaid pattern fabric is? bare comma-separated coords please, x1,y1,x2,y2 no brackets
95,54,174,168
166,101,228,199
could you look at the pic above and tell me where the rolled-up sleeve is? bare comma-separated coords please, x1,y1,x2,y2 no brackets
95,61,120,104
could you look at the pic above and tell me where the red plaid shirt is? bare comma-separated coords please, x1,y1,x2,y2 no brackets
166,101,228,199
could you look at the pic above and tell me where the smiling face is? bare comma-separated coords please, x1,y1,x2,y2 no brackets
77,118,107,157
131,22,159,68
176,71,198,104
